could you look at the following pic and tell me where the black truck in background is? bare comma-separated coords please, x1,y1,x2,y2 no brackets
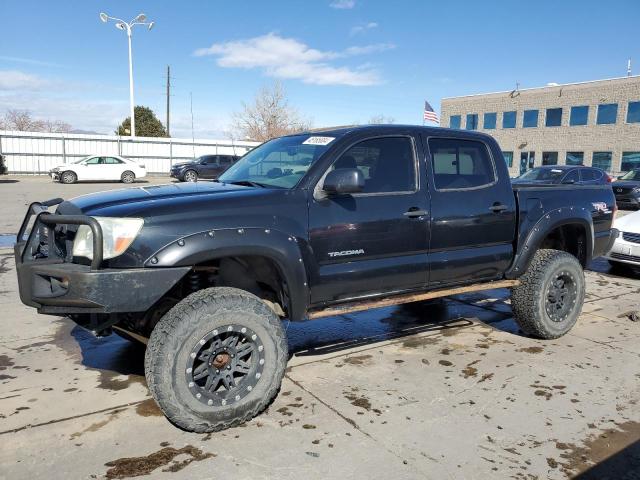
14,125,617,432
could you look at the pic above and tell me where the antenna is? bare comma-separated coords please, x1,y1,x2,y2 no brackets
628,58,632,77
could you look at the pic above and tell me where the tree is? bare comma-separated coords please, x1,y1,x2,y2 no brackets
116,106,168,137
231,82,311,142
368,114,395,124
0,109,72,132
42,119,72,133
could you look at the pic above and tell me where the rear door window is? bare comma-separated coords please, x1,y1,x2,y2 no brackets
428,138,496,190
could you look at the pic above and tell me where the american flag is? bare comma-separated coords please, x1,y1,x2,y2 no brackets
423,101,439,124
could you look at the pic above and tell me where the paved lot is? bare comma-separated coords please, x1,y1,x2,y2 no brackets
1,177,640,479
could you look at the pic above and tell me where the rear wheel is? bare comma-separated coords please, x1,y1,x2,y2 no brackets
60,171,77,184
144,287,287,432
183,170,198,182
121,170,135,184
511,249,584,339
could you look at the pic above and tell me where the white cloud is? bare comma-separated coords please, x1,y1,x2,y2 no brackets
350,22,378,36
0,56,63,68
0,70,50,91
194,33,395,86
330,0,355,9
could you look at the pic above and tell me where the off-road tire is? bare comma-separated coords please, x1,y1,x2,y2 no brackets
121,170,136,184
144,287,288,433
60,171,77,184
183,170,198,182
511,249,585,339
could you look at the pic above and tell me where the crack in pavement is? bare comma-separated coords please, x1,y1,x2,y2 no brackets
0,399,147,436
284,373,427,477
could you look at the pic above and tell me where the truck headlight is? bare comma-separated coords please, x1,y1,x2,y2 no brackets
72,217,144,260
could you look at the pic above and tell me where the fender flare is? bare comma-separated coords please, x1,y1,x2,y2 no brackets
505,206,594,279
145,227,309,321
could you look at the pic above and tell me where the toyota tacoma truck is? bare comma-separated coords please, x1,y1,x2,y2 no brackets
14,125,617,432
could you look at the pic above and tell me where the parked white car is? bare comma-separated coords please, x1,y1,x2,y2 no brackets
49,155,146,184
605,210,640,268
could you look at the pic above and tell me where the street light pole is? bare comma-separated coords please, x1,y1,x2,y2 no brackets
126,25,135,137
99,12,154,137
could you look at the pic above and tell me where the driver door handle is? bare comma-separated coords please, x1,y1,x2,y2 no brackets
489,203,508,213
404,208,428,218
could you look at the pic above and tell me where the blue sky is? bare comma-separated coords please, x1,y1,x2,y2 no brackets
1,0,639,137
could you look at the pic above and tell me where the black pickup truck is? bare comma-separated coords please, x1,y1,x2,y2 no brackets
14,125,617,432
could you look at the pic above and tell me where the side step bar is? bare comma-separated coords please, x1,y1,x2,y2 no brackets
308,279,519,319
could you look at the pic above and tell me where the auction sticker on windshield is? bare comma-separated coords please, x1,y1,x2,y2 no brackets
303,136,335,146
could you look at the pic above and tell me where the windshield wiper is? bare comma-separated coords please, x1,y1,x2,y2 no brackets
227,180,271,188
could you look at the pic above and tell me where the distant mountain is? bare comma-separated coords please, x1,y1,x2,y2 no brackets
69,129,106,135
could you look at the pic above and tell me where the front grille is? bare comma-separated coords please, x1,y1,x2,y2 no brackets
610,252,640,262
622,232,640,244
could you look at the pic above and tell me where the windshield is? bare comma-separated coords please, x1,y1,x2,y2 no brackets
218,134,336,188
518,168,565,182
619,169,640,181
73,155,92,164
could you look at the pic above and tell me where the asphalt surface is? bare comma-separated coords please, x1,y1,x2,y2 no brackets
1,176,640,479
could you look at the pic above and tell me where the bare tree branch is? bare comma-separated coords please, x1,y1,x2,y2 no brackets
368,114,395,124
0,109,73,132
230,82,311,142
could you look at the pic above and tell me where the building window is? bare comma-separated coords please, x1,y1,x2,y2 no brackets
542,152,558,165
596,104,618,125
545,108,562,127
483,112,497,129
465,113,478,130
566,152,584,165
503,111,516,129
569,106,589,126
523,109,539,128
627,101,640,123
450,115,461,129
592,152,612,171
621,152,640,171
502,151,513,167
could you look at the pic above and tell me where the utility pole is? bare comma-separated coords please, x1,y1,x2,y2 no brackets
166,65,171,136
190,92,195,159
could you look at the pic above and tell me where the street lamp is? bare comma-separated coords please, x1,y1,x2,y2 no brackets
99,12,154,137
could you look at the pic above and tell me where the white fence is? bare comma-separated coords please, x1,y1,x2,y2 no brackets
0,130,260,174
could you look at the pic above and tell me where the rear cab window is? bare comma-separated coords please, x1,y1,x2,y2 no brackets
427,138,496,190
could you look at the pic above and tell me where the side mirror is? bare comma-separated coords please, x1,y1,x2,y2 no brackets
323,168,364,195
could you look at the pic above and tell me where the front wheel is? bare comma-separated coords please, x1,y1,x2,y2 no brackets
511,249,585,339
183,170,198,182
144,287,288,433
60,171,77,184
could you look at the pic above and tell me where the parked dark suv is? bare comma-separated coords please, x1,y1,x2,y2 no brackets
613,168,640,209
512,165,611,186
170,154,239,182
